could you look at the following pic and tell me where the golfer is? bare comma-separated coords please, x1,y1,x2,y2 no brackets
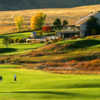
14,74,16,81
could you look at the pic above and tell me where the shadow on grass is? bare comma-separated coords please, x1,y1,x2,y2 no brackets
0,91,87,97
0,35,6,38
67,52,100,61
0,91,73,95
0,48,17,53
66,39,100,50
65,83,100,89
0,90,100,98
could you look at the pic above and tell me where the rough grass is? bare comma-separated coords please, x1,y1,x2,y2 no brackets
1,33,100,72
9,35,100,72
25,36,100,61
0,66,100,100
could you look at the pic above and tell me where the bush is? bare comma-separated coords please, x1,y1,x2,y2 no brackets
19,38,26,43
42,25,51,32
3,37,10,48
8,38,26,44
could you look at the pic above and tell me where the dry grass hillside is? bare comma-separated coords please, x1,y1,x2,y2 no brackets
0,5,100,34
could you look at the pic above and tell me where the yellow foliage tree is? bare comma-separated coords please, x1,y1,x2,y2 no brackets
31,12,46,30
14,16,24,32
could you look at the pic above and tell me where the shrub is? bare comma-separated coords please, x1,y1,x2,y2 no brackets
3,36,10,48
19,38,26,43
42,25,51,32
8,38,14,43
64,60,78,67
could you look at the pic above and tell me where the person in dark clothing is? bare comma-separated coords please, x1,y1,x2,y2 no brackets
0,76,2,81
14,74,16,81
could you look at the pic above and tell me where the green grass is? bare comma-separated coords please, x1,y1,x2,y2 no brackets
0,32,32,39
0,43,45,55
0,65,100,100
54,37,100,61
0,32,45,55
0,64,22,68
57,38,100,50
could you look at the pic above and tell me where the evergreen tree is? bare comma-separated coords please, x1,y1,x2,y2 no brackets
53,18,62,30
85,16,100,36
63,20,68,27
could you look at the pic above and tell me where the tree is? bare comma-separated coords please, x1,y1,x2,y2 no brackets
63,20,68,27
14,16,24,32
53,18,62,30
85,16,100,36
3,37,10,48
31,12,46,30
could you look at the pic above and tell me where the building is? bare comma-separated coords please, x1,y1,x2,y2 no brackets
57,30,79,39
76,11,100,37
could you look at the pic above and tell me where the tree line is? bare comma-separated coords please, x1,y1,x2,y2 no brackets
14,12,68,32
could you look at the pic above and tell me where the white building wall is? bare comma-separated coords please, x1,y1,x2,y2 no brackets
93,12,100,24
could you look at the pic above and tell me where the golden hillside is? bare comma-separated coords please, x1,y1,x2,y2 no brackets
0,5,100,34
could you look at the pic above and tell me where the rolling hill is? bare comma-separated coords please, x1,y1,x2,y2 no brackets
0,5,100,34
1,0,100,10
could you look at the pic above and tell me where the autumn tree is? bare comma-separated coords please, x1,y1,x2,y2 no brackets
31,12,46,30
14,16,24,32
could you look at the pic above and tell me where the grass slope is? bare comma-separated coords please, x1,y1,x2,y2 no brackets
24,35,100,62
0,32,45,55
11,35,100,72
0,65,100,100
1,33,100,71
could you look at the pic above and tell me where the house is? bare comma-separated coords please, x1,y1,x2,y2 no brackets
56,30,79,39
76,11,100,37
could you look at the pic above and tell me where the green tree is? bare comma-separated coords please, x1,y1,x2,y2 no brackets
3,37,10,48
63,20,68,27
85,16,99,35
53,18,62,30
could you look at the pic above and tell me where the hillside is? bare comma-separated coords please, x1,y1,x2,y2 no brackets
0,0,100,10
0,5,100,34
1,34,100,74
